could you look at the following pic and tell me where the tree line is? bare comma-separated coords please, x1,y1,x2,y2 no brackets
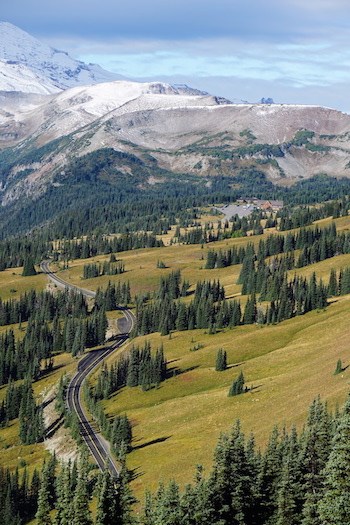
0,297,107,386
133,268,330,336
0,449,134,525
56,232,163,261
95,281,131,310
0,288,88,327
83,260,125,279
141,395,350,525
93,341,168,400
205,223,350,271
278,196,349,231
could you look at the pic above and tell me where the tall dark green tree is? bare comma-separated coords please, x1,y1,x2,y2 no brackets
22,258,37,277
95,470,121,525
35,462,53,525
215,348,227,371
318,396,350,524
228,371,245,397
72,452,92,525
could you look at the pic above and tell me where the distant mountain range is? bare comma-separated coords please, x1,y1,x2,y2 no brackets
0,21,350,225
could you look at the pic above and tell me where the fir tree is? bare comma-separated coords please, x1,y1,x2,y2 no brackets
54,463,74,525
35,462,53,525
215,348,227,371
300,397,332,525
334,358,343,375
72,452,92,525
95,470,120,525
228,371,245,397
318,396,350,524
22,258,37,277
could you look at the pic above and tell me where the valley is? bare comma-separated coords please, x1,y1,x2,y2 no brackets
1,18,350,525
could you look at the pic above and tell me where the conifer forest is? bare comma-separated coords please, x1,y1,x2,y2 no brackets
1,163,350,525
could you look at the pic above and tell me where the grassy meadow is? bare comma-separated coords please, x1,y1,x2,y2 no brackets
96,294,350,501
1,212,350,504
51,213,350,502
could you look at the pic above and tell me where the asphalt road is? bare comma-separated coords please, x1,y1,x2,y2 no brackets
41,260,135,476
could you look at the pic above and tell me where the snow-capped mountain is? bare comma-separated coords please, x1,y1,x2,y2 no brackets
0,21,122,94
1,21,350,214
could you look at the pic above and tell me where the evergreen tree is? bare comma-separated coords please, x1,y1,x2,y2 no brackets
300,397,332,525
334,358,343,375
327,268,338,297
228,371,245,396
22,258,37,277
35,462,53,525
318,396,350,524
215,348,227,371
72,452,92,525
95,470,120,525
276,428,303,525
54,463,74,525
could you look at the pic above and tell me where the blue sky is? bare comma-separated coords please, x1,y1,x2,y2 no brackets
2,0,350,110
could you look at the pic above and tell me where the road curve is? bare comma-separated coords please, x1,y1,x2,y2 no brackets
41,260,135,476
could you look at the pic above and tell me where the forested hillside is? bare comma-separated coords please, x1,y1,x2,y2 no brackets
1,176,350,524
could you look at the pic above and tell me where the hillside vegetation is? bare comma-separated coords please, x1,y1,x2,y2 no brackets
55,214,350,501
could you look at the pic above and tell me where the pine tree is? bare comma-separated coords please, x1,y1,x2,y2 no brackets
327,268,338,297
256,426,282,524
300,397,332,525
54,463,74,525
72,452,92,525
22,258,37,277
35,462,53,525
95,470,120,525
276,427,303,525
215,348,227,371
334,358,343,375
318,396,350,524
228,371,245,397
207,421,256,525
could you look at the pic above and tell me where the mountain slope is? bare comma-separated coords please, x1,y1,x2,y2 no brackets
1,80,350,213
0,21,122,94
1,22,350,235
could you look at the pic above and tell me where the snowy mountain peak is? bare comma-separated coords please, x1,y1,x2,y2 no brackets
0,21,122,94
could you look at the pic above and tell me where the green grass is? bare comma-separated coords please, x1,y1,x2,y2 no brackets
101,296,350,501
58,217,350,504
0,351,77,477
0,266,47,300
2,215,350,505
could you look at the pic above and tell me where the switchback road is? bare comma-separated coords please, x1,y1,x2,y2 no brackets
41,260,135,476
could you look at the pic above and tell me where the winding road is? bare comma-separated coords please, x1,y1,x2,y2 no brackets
41,260,135,477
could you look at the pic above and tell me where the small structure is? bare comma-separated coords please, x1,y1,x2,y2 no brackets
253,199,284,212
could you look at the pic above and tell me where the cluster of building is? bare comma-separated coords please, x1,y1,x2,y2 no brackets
237,198,284,212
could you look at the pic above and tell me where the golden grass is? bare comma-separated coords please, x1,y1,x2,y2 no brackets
100,295,350,501
0,267,47,300
0,352,76,476
290,253,350,282
2,215,350,501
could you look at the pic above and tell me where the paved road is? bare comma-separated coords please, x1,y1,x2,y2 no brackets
41,260,135,476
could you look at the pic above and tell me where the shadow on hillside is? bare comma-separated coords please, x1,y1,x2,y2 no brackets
166,365,199,379
132,435,171,452
45,414,64,439
129,466,144,481
39,362,65,380
247,384,262,393
226,362,244,370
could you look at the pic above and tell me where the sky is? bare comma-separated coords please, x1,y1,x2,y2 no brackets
2,0,350,110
